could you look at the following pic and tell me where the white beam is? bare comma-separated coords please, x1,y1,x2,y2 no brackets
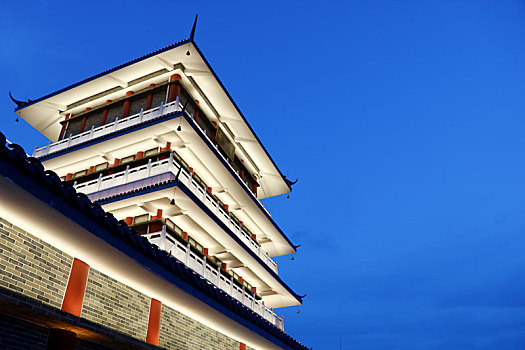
155,56,174,71
106,75,128,88
184,68,211,76
42,101,68,111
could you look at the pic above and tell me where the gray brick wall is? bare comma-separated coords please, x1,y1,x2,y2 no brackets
81,269,150,341
0,216,259,350
0,217,73,308
158,305,239,350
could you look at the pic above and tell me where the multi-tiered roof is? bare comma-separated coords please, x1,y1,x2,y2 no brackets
12,22,303,347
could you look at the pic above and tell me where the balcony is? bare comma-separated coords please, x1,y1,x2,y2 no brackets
33,98,271,218
74,153,279,274
131,215,284,330
32,98,182,158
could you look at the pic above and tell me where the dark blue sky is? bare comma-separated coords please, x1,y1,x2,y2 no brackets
2,1,525,349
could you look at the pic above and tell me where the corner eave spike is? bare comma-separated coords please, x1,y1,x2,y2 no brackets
9,91,28,108
190,14,198,42
284,176,298,188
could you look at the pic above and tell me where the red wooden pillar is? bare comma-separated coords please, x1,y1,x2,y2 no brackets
61,258,90,316
159,143,170,159
211,121,217,144
100,100,111,125
58,113,70,140
152,209,163,220
150,209,164,232
146,298,162,346
167,74,181,103
145,84,156,110
79,108,91,133
193,100,200,122
121,91,134,118
240,343,247,350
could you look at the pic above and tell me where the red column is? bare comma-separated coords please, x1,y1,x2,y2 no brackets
193,100,200,122
167,74,181,103
240,343,247,350
211,121,217,144
152,209,163,220
146,298,162,346
150,209,164,232
160,142,171,152
79,117,87,133
145,84,155,110
79,108,91,133
61,258,90,317
101,100,111,125
58,113,70,140
121,91,134,118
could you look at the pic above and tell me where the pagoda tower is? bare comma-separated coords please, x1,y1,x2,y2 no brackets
7,18,304,350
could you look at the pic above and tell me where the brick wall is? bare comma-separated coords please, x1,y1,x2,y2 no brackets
0,217,73,309
81,269,150,341
0,216,260,349
158,305,239,350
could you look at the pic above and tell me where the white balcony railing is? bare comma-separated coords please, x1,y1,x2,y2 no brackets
32,98,182,158
144,228,284,330
74,154,278,274
33,99,271,219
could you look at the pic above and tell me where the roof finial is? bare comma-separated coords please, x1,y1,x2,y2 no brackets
189,14,198,42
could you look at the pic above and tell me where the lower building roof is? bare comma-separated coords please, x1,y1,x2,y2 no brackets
0,131,309,350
